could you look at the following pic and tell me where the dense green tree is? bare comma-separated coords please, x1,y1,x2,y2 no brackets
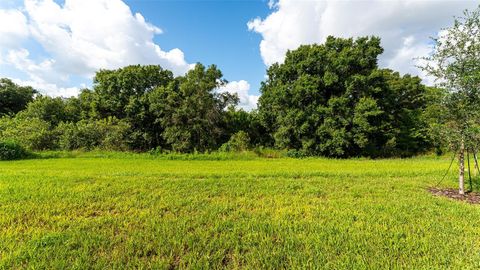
56,117,131,151
91,65,174,149
0,78,37,116
419,87,448,155
375,70,430,157
224,107,270,147
0,46,443,157
258,36,430,157
152,64,238,152
92,65,174,118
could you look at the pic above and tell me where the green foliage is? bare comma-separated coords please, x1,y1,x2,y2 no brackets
421,87,449,155
0,44,446,157
153,64,238,152
258,36,430,157
224,107,270,147
85,64,239,151
0,116,58,150
91,65,174,149
18,95,80,126
220,131,251,152
93,65,174,119
0,141,30,160
0,78,37,116
0,63,239,153
56,117,131,151
420,6,480,151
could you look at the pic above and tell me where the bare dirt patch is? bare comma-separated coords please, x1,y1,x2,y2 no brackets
429,187,480,204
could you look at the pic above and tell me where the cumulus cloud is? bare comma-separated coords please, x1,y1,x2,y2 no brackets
217,80,259,111
6,49,80,97
0,0,195,96
0,9,29,48
12,78,81,98
248,0,478,83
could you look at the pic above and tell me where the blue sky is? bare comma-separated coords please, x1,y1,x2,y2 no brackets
124,0,270,89
0,0,477,110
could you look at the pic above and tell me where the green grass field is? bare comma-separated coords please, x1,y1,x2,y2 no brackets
1,153,480,269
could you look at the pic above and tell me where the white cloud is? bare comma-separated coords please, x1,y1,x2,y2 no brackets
12,78,80,98
7,49,67,84
6,49,80,97
248,0,478,84
218,80,259,111
0,0,195,96
0,9,29,48
22,0,194,76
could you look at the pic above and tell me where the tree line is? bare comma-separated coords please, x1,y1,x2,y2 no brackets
2,5,479,195
0,36,447,158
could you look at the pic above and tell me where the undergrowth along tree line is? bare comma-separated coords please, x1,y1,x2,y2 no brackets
0,33,467,158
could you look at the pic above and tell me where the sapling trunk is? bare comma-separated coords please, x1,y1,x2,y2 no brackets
475,151,479,177
459,140,465,195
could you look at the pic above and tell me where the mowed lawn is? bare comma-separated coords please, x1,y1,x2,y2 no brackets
1,154,480,269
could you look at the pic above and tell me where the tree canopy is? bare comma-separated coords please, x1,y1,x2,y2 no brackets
258,36,431,157
74,64,238,151
149,64,238,152
0,36,451,158
0,79,37,116
420,6,480,194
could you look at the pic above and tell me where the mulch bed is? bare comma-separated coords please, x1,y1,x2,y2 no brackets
428,187,480,204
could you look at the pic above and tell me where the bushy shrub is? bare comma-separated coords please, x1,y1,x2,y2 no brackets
219,131,251,152
56,117,131,151
0,141,30,160
57,121,98,150
0,116,58,150
17,95,79,126
286,149,308,158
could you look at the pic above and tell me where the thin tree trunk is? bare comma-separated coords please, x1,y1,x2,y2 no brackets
459,140,465,195
475,151,479,177
468,150,473,192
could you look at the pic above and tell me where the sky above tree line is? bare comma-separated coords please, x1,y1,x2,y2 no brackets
0,0,477,110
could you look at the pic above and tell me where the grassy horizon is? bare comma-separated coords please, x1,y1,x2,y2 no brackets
1,154,480,269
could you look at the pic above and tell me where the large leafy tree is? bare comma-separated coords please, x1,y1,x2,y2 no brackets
258,36,430,157
421,6,480,194
0,78,37,116
151,64,238,152
91,65,174,149
81,64,238,152
93,65,174,118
